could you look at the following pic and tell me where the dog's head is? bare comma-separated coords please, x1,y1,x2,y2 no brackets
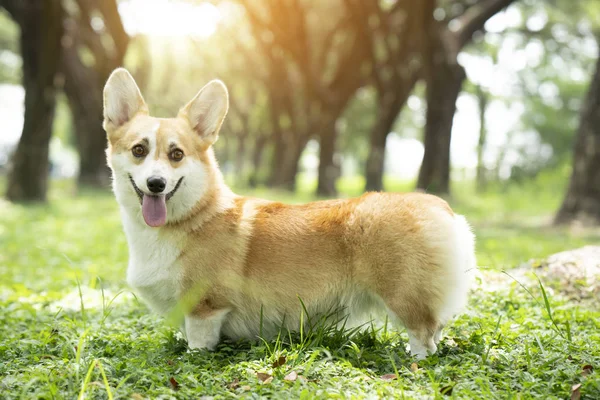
103,68,228,227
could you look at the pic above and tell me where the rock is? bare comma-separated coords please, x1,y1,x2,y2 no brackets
533,246,600,300
477,246,600,302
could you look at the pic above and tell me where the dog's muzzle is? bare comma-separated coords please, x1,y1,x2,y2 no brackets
128,175,184,202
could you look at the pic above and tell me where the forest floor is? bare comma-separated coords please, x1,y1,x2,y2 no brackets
1,176,599,399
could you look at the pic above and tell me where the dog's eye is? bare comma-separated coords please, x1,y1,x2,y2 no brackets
132,145,146,158
170,149,184,162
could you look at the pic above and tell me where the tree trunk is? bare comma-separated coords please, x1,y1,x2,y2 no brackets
268,132,307,191
417,61,466,195
555,52,600,225
61,43,110,188
248,136,268,188
316,119,339,197
235,135,247,186
364,94,406,192
267,131,286,187
6,0,63,202
475,85,489,192
59,0,128,188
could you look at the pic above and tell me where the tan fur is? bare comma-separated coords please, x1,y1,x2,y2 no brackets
170,191,455,336
103,68,475,358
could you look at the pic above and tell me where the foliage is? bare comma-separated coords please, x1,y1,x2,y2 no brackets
461,0,599,180
0,9,19,84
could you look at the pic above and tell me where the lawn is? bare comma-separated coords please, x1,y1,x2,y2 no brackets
0,177,599,399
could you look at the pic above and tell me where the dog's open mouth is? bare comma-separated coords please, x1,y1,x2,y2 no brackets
128,175,183,227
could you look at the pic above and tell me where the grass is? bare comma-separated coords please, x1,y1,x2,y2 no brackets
1,176,599,399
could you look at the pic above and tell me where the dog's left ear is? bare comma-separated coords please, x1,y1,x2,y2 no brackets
180,80,229,145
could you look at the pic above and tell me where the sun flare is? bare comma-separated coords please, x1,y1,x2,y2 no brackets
119,0,221,38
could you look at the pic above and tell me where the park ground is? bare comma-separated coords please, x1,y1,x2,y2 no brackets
1,173,599,399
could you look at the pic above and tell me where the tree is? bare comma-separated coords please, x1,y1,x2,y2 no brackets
475,84,490,191
61,0,129,188
0,10,19,84
237,0,369,194
3,0,63,202
343,0,426,192
555,47,600,225
507,0,597,178
417,0,517,195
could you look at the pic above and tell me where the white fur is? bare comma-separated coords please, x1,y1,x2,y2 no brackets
122,211,182,314
107,125,212,315
408,329,437,360
403,212,476,358
109,146,211,226
186,310,230,350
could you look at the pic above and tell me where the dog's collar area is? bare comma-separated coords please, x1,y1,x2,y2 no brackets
128,175,184,202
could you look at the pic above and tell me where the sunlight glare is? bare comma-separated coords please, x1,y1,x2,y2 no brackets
119,0,221,38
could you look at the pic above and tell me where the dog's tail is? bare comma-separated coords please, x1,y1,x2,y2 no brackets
435,213,477,324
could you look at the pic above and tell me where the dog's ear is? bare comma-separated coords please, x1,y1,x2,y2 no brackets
103,68,148,130
180,80,229,146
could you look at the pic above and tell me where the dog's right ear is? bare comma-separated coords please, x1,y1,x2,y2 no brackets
103,68,148,130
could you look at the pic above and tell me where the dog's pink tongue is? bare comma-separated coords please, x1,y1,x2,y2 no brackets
142,195,167,227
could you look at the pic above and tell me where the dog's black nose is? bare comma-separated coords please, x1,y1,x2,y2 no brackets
147,176,166,193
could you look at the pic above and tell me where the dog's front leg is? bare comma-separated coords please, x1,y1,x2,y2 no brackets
185,310,229,351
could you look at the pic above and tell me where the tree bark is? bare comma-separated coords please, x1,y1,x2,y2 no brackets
417,49,467,195
60,0,128,189
61,43,110,188
476,85,489,192
6,0,63,202
364,93,407,192
267,131,285,186
555,52,600,225
235,135,247,186
248,136,268,188
316,119,339,197
269,134,307,191
415,0,514,196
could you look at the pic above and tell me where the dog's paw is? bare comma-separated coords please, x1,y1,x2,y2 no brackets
408,340,437,360
187,339,217,352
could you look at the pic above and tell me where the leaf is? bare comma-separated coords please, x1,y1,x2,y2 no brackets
169,377,180,391
272,356,287,368
241,385,252,391
131,394,144,400
167,360,174,366
410,363,419,373
440,385,454,396
284,371,298,381
228,378,240,389
256,372,272,383
262,377,273,384
571,383,581,400
582,365,593,376
380,374,397,381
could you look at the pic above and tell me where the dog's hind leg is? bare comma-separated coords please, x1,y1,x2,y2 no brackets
433,323,445,345
185,309,229,351
407,327,437,360
383,298,440,359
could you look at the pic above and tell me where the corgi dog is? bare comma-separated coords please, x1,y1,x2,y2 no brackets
103,68,476,359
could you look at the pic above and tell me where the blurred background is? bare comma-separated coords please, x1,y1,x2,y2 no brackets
0,0,599,228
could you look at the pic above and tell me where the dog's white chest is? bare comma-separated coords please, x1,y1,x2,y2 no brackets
122,214,182,315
